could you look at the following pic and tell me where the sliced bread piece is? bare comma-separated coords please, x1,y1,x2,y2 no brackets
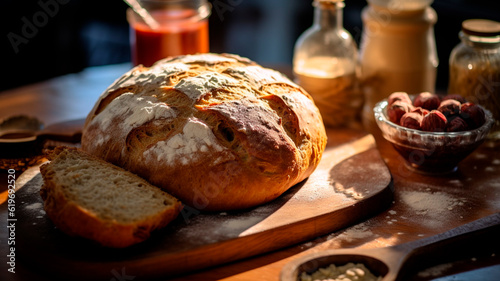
39,146,182,248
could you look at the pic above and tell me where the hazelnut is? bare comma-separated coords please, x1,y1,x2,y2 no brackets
447,116,468,132
388,92,412,106
413,92,441,110
387,100,413,124
442,94,466,104
437,99,461,117
411,107,429,116
400,112,423,130
421,110,447,132
460,102,486,129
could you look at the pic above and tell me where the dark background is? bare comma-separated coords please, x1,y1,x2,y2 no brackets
1,0,500,92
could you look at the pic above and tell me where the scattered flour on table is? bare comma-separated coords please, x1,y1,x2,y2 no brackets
300,241,315,250
327,222,375,244
27,179,42,194
332,161,388,200
399,190,467,228
25,202,43,210
297,168,335,202
24,202,46,216
417,263,454,278
334,182,364,200
485,166,495,172
221,216,262,232
175,208,271,244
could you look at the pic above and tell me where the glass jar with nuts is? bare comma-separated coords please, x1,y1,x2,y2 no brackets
449,19,500,140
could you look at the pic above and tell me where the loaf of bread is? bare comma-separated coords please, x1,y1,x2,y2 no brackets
40,147,182,248
81,53,327,211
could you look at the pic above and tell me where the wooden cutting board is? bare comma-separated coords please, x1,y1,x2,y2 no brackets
7,131,393,280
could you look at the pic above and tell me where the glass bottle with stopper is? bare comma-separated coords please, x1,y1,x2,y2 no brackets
293,0,361,128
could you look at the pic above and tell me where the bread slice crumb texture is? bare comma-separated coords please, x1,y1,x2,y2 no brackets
47,148,178,224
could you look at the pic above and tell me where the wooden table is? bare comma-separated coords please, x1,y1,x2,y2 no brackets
0,64,499,281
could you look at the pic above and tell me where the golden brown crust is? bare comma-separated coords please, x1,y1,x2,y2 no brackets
81,53,327,211
40,147,182,248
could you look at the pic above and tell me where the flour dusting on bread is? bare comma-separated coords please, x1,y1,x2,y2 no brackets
224,66,294,86
144,117,227,166
106,63,190,92
174,72,239,102
89,92,176,147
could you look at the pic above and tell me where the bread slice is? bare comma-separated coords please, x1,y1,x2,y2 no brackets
39,147,182,248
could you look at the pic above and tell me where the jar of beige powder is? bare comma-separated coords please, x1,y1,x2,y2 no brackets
359,0,438,132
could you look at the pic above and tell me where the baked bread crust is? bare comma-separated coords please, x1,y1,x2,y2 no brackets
81,53,327,211
40,147,182,248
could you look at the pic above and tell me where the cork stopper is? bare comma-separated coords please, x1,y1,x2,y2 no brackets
314,0,345,9
462,19,500,37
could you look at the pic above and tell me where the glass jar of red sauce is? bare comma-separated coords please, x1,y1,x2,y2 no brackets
127,0,211,67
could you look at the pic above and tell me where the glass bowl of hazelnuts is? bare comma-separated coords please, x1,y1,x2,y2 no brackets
374,92,494,174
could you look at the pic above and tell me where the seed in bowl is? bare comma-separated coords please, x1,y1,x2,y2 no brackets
442,94,466,103
421,110,447,132
387,100,413,124
388,91,412,106
411,107,429,116
461,102,486,129
437,99,461,117
447,116,468,132
299,262,382,281
413,92,440,110
400,112,423,130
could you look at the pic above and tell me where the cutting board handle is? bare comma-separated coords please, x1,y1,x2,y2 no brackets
37,118,86,143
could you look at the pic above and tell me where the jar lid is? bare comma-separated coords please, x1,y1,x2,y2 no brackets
368,0,432,10
462,19,500,37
